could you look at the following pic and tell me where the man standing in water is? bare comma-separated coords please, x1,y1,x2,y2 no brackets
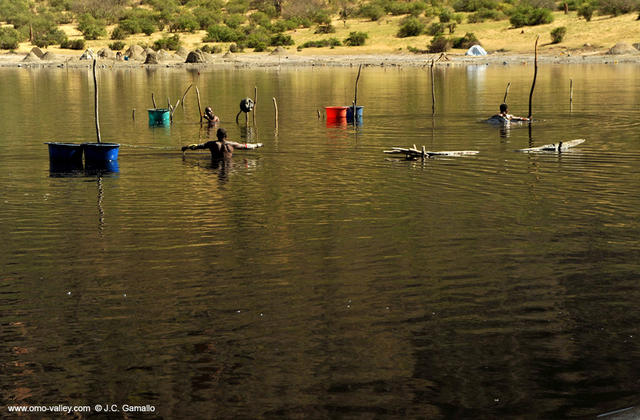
181,128,262,159
203,106,220,125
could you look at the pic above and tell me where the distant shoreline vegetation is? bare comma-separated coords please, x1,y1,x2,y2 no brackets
0,0,639,52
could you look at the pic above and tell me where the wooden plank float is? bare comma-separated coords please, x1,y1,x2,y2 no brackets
384,145,479,160
516,138,585,153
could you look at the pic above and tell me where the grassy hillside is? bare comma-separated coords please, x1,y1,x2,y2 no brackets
2,0,639,55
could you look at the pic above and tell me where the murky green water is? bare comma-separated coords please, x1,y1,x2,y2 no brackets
1,63,640,418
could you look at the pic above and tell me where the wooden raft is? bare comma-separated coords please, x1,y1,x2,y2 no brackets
384,145,479,160
516,138,585,153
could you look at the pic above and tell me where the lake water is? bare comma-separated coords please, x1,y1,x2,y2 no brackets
1,62,639,418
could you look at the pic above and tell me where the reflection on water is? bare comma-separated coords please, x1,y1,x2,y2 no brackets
1,64,640,418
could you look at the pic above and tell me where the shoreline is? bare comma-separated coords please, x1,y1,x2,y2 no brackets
2,49,639,69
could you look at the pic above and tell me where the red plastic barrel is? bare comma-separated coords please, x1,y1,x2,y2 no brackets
325,106,348,119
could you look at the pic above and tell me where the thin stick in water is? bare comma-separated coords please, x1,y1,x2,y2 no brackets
503,82,511,103
528,36,539,120
430,59,436,115
152,93,157,109
132,108,135,120
253,86,257,125
570,78,573,111
93,59,101,143
180,84,192,111
195,86,203,125
353,64,362,123
272,97,278,130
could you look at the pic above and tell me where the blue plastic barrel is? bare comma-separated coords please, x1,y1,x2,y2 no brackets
346,106,364,121
85,158,120,173
45,142,84,165
83,143,120,162
148,108,171,125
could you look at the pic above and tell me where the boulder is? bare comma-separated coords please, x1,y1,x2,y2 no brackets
608,43,638,55
41,51,59,61
125,45,145,61
30,47,45,59
22,52,41,62
98,47,116,59
156,49,174,62
223,51,236,59
185,50,206,63
144,51,159,64
175,47,189,58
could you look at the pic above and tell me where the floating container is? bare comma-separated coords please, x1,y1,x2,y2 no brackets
325,106,348,120
83,143,120,162
346,106,364,121
45,142,84,165
148,108,171,125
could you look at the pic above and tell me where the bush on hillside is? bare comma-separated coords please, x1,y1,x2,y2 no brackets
249,11,271,27
397,17,425,37
0,27,20,49
224,13,246,28
109,40,126,50
153,34,181,50
467,8,505,22
428,35,451,52
452,0,500,12
33,27,67,48
226,0,249,14
169,12,199,32
509,6,554,27
550,26,566,43
110,26,126,39
204,24,243,42
427,22,445,36
299,38,341,48
315,24,336,33
60,38,85,49
577,3,595,19
598,0,636,15
270,32,294,46
359,4,385,20
201,44,222,53
78,13,107,39
344,31,368,46
452,32,480,48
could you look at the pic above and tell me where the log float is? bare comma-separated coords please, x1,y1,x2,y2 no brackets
384,145,479,159
515,138,585,153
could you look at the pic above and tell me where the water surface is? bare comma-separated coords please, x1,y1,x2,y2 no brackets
1,63,640,418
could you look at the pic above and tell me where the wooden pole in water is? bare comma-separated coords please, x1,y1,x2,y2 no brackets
317,109,321,119
528,36,539,120
151,93,157,109
195,86,203,125
253,86,257,125
503,82,511,103
180,84,192,111
430,59,436,115
93,59,101,143
569,78,573,111
272,97,278,129
353,64,362,123
132,108,135,120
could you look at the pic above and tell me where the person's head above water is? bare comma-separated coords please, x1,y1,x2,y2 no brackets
500,103,508,113
205,106,213,114
216,127,227,141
